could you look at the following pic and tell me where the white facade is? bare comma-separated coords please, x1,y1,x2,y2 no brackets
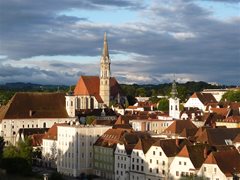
169,97,180,119
115,143,131,180
184,98,205,111
169,156,196,179
197,164,230,180
130,149,146,180
57,124,111,177
42,139,57,168
202,89,227,102
1,117,73,144
145,145,172,179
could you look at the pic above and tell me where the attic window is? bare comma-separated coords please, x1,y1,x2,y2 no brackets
225,139,232,145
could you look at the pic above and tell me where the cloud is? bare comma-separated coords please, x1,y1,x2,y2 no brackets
0,0,239,85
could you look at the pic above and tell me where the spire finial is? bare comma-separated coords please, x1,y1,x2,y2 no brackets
102,32,109,58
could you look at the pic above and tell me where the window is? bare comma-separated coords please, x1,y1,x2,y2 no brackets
137,159,139,163
149,168,152,173
132,158,134,162
141,166,144,171
132,164,135,170
162,161,165,165
179,161,182,165
159,152,162,156
136,165,139,171
153,151,155,155
214,168,217,173
141,159,144,163
204,167,206,172
176,171,179,176
162,170,165,175
184,162,186,165
156,160,159,164
156,169,159,173
150,159,152,163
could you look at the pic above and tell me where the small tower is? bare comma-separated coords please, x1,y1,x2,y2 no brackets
99,32,111,107
169,80,180,119
65,86,76,117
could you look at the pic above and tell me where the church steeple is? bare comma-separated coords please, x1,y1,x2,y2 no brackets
99,32,111,106
102,32,109,59
170,80,178,99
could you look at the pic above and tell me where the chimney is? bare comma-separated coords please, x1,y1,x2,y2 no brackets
204,147,208,159
29,110,32,117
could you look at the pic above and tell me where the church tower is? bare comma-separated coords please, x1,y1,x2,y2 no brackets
65,86,76,117
169,80,180,119
99,32,111,106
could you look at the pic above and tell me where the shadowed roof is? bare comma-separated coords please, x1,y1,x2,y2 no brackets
204,149,240,177
163,120,197,135
191,92,217,105
0,92,69,119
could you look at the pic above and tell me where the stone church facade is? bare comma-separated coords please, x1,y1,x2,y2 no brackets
66,33,124,117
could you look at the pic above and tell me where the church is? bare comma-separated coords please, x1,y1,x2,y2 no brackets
66,33,124,117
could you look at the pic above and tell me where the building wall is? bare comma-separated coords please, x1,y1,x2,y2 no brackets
169,156,196,179
42,139,57,168
114,144,131,180
184,98,205,111
94,146,115,180
57,125,110,177
1,117,73,144
216,122,239,128
169,98,180,119
145,146,172,179
130,149,146,180
197,164,229,180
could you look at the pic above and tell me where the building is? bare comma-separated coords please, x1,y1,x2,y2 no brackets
184,92,217,111
93,127,133,179
57,123,111,177
0,92,74,144
145,139,190,180
169,144,208,179
202,89,227,102
169,80,180,119
197,149,240,180
65,33,125,117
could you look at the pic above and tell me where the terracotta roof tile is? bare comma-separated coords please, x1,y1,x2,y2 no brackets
1,92,69,119
43,123,67,140
191,92,217,105
204,149,240,177
163,120,197,134
74,76,122,103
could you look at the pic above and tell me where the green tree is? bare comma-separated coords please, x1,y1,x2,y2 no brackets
136,87,147,97
86,116,96,125
2,137,32,175
158,98,169,111
221,90,240,102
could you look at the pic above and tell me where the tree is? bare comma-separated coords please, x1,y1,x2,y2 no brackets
221,90,240,102
2,137,32,175
158,98,169,111
86,116,96,125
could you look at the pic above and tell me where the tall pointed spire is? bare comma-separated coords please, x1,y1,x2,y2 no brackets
102,32,109,59
170,79,178,98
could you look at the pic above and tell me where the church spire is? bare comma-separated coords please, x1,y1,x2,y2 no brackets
170,79,178,98
102,32,109,59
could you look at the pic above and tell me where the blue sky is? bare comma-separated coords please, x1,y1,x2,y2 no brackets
0,0,239,85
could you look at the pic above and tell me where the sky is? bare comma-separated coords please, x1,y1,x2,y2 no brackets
0,0,239,85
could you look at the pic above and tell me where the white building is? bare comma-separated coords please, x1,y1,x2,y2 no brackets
197,149,240,180
0,92,74,145
169,80,180,120
169,144,207,179
184,92,217,111
145,139,182,180
130,138,157,180
202,89,227,102
57,124,111,177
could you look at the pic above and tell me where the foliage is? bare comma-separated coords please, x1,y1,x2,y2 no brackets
158,98,169,111
221,90,240,102
49,172,64,180
2,137,33,175
86,116,96,125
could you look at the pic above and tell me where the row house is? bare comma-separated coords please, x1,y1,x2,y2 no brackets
198,149,240,179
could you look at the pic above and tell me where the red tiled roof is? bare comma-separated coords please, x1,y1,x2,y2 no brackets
1,92,69,119
163,120,197,134
224,116,240,123
43,123,67,140
31,134,45,147
134,137,158,154
204,149,240,177
210,108,230,117
191,92,217,105
74,76,122,103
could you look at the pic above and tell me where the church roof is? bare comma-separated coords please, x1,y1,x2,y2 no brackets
74,76,122,102
0,92,69,120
